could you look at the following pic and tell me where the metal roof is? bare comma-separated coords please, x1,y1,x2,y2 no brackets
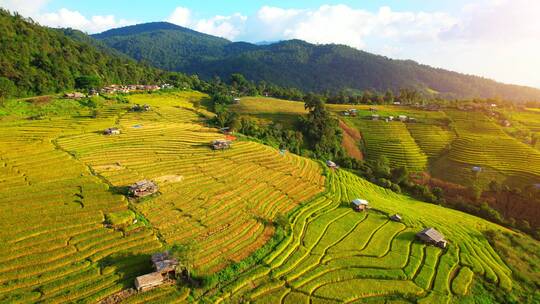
417,227,445,242
352,199,369,206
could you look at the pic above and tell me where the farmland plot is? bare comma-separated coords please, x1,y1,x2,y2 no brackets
432,111,540,187
216,170,513,304
57,94,325,274
346,119,428,171
0,117,162,303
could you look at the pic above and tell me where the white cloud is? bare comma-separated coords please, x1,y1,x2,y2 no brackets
35,8,134,33
0,0,49,16
166,7,246,40
194,14,246,40
167,7,191,27
241,5,457,49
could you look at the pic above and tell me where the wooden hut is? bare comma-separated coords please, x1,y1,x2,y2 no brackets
351,199,369,212
134,272,165,292
129,180,158,198
390,214,402,222
211,139,232,150
151,251,179,275
416,228,447,248
103,127,121,135
326,160,338,169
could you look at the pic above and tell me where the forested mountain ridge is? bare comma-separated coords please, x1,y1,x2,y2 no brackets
94,22,540,101
93,22,231,72
0,11,182,97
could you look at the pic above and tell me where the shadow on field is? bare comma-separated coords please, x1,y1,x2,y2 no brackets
99,252,154,288
109,186,130,196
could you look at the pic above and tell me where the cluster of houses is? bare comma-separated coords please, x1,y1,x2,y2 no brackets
100,84,171,95
350,198,448,248
342,109,358,117
370,114,416,123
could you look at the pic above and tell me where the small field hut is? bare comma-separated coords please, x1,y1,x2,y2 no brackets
211,139,232,150
390,214,402,222
134,272,165,292
352,199,369,211
326,160,338,169
416,227,447,248
129,180,158,198
104,127,121,135
151,251,179,276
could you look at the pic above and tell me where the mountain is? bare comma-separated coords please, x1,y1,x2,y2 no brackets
93,22,230,72
0,10,173,98
94,22,540,101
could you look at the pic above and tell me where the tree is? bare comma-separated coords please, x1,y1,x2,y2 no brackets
0,77,16,99
390,166,409,184
75,75,101,91
383,90,394,104
170,241,196,279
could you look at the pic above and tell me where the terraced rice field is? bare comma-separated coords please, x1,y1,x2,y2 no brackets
345,119,428,171
214,170,513,304
407,124,455,159
229,97,308,128
432,111,540,187
56,95,325,274
0,93,532,303
0,104,162,303
0,91,323,302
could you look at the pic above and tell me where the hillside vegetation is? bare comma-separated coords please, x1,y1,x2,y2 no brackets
94,22,540,101
0,10,193,98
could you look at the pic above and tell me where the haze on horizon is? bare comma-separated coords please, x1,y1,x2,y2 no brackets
1,0,539,89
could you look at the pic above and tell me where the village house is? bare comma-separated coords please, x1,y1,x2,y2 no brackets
131,104,151,112
211,139,232,150
134,272,165,292
371,114,380,121
134,251,180,292
342,111,350,116
351,199,369,212
326,160,338,169
64,92,86,99
390,214,402,222
103,127,121,135
393,102,401,105
416,227,448,248
233,98,241,104
398,115,408,122
129,180,159,198
151,251,179,275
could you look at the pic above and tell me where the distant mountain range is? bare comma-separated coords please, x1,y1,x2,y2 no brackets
93,22,540,101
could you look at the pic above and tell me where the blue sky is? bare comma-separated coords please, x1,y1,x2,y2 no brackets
1,0,540,88
44,1,465,20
